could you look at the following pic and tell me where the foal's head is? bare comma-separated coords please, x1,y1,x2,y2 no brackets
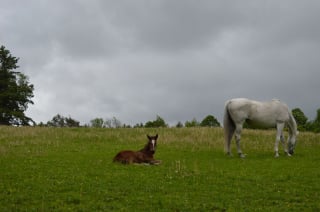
146,134,158,152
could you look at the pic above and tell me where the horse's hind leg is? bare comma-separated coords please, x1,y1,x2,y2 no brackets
224,122,235,156
225,130,234,156
235,124,245,158
280,133,289,155
225,136,232,156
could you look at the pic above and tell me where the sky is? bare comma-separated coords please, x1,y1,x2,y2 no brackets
1,0,320,126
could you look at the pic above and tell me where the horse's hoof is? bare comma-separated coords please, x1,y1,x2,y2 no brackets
239,153,246,158
152,160,161,165
226,152,233,157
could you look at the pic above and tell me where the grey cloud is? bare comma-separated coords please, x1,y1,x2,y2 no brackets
1,0,320,125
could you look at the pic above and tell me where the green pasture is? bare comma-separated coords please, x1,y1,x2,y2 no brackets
0,127,319,211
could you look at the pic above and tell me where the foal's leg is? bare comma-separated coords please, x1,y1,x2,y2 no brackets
235,124,245,158
149,159,162,165
275,123,284,157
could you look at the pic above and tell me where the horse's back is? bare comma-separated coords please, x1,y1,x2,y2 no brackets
225,98,254,122
226,98,290,128
226,98,289,115
252,99,290,122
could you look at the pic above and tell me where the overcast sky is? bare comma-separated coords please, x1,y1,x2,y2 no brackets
1,0,320,126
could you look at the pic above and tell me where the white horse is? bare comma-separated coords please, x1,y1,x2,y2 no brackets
224,98,298,158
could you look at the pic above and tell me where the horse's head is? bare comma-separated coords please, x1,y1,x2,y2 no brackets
147,134,158,152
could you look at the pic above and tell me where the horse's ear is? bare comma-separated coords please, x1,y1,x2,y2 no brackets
147,135,151,139
155,134,158,139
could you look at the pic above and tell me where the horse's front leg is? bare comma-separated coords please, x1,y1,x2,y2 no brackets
275,123,285,157
280,134,291,156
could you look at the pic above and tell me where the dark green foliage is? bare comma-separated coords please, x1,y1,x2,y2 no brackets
0,45,34,125
290,108,320,133
314,109,320,133
47,114,80,127
145,115,167,128
90,118,104,128
306,109,320,133
184,115,220,128
176,121,183,128
292,108,308,131
185,118,199,127
134,123,144,128
106,117,122,128
200,115,221,127
65,116,80,127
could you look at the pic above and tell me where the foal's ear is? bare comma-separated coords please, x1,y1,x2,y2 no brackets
155,134,158,139
147,134,151,139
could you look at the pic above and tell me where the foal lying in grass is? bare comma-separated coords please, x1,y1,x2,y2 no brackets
113,134,161,165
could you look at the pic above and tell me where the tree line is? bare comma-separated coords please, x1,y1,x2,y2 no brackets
38,114,221,128
1,45,320,132
35,110,320,133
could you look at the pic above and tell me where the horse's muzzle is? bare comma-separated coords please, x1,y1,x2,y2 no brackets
289,150,294,155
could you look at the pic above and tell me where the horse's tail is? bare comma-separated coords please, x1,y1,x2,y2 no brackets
224,101,235,154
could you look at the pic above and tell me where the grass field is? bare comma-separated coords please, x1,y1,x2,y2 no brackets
0,126,319,211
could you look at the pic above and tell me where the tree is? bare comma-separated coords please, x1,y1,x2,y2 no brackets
176,121,184,128
47,114,80,127
111,117,122,128
0,45,34,125
47,114,65,127
292,108,308,131
200,115,221,127
185,118,199,127
145,115,167,128
104,117,122,128
315,109,320,124
65,116,80,127
134,123,144,128
306,109,320,133
90,118,105,128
